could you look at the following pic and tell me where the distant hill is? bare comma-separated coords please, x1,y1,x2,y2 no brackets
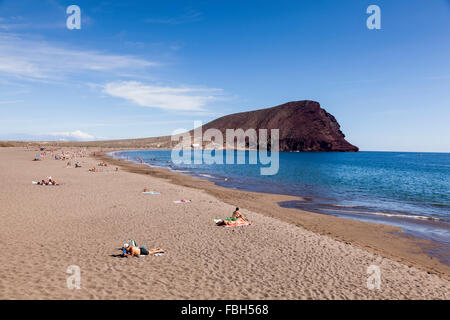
1,100,358,152
197,100,358,152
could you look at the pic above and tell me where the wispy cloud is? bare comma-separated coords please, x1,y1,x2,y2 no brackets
0,32,227,114
144,9,202,25
0,33,157,82
102,81,222,111
0,130,103,141
0,16,30,31
0,100,23,105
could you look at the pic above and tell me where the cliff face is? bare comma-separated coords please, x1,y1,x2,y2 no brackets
199,100,358,152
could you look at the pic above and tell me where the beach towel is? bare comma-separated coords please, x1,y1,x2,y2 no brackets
118,248,165,258
173,200,191,203
135,252,165,257
143,191,160,195
139,247,165,256
214,218,251,227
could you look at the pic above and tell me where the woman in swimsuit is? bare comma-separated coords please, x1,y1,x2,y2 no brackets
231,207,245,221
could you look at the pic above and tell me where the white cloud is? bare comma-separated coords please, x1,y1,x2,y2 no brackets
0,31,226,117
48,130,98,141
0,33,156,81
103,81,221,111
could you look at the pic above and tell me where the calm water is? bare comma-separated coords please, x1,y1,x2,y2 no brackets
112,150,450,253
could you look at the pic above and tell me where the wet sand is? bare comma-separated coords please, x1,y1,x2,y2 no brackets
0,147,449,299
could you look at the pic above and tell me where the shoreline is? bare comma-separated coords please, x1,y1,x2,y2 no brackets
97,149,450,280
1,146,449,299
110,149,450,253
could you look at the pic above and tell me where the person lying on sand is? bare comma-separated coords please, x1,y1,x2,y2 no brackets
48,178,59,185
232,207,246,221
122,243,165,257
36,178,59,186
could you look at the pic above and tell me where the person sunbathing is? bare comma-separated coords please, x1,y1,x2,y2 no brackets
122,244,164,257
35,178,59,186
48,178,59,186
231,207,246,221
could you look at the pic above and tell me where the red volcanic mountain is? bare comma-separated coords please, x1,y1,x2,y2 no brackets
199,100,358,152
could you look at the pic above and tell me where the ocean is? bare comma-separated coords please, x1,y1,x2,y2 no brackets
111,150,450,250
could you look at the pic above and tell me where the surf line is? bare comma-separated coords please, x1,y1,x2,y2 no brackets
181,304,215,318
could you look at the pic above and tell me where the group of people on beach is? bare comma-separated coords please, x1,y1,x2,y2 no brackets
54,155,69,161
30,146,250,262
35,178,59,186
119,207,248,259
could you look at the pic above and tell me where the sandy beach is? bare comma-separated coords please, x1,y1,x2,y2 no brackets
0,147,449,300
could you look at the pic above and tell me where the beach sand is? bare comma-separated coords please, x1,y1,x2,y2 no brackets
0,147,448,299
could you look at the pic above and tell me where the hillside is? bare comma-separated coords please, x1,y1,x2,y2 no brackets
1,100,358,152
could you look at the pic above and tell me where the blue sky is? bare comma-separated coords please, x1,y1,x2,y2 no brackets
0,0,449,152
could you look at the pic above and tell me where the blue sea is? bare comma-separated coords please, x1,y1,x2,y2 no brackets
112,150,450,254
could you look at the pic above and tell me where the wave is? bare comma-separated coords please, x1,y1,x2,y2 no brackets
325,208,442,221
169,168,190,173
199,174,215,179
